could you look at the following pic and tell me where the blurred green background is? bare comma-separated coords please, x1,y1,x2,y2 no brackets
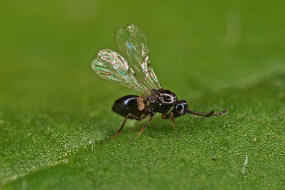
1,0,285,189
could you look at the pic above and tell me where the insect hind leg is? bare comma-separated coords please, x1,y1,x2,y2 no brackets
109,114,130,140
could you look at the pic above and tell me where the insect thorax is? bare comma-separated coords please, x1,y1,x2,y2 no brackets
144,89,178,113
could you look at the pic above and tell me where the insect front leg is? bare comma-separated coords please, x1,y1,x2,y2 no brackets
169,112,179,138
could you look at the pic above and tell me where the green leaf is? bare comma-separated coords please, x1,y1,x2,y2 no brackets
1,0,285,189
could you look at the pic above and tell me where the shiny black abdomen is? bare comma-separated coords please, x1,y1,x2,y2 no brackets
112,95,146,120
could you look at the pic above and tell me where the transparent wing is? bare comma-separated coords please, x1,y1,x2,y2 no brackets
116,24,161,90
91,49,148,92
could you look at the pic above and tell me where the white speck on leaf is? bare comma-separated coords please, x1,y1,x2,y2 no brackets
89,140,94,150
242,155,248,174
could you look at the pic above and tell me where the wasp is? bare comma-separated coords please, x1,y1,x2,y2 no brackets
91,24,227,141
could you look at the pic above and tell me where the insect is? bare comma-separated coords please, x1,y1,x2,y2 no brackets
91,24,227,142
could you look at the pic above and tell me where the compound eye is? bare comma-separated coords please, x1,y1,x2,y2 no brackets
176,104,185,115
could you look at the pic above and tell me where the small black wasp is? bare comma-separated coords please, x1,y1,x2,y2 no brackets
91,24,227,141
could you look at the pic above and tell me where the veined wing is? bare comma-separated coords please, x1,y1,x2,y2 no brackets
116,24,161,90
91,49,149,92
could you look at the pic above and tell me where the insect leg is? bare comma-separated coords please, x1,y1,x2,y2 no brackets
187,110,227,117
131,116,153,143
169,113,179,138
110,115,129,140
